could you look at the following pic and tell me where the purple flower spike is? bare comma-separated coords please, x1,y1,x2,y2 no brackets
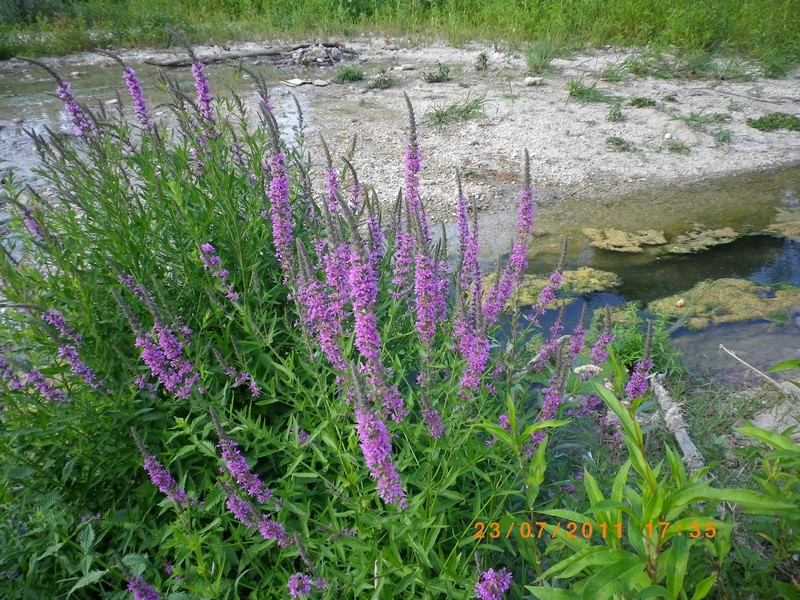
199,243,238,302
22,206,45,243
413,253,447,344
0,356,24,391
122,66,151,128
143,454,187,506
266,151,295,279
626,358,653,399
354,404,407,508
287,573,312,599
135,322,200,400
57,81,96,139
27,369,69,403
126,575,160,600
211,411,273,504
475,568,513,600
191,62,216,123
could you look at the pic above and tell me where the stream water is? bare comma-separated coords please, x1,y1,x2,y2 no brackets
2,57,799,386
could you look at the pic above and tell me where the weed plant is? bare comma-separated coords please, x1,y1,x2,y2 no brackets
366,68,395,90
331,65,364,83
0,51,797,600
425,93,486,128
567,79,617,104
747,113,800,132
422,62,451,83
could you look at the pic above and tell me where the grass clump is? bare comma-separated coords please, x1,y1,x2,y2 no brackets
331,64,364,83
606,136,633,151
665,138,690,154
525,38,563,74
475,50,489,71
425,93,485,128
629,96,657,108
567,79,617,103
607,100,625,122
747,112,800,132
422,61,451,83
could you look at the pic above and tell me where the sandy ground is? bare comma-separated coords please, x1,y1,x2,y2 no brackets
8,38,800,224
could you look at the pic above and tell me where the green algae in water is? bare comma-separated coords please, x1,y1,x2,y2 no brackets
648,278,800,329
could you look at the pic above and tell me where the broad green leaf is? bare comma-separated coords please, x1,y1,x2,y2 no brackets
690,575,717,600
767,359,800,373
637,585,674,598
667,484,795,515
77,524,95,550
666,533,689,598
67,570,106,596
580,555,647,599
736,426,799,452
526,586,580,599
122,553,149,577
521,419,569,440
582,469,605,506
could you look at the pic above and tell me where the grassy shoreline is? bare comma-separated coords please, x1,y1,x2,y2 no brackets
1,0,799,66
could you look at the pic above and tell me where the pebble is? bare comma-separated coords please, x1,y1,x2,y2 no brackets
105,98,118,105
524,76,543,86
330,47,343,61
664,132,673,139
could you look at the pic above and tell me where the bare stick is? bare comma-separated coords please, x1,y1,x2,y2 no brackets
719,344,800,400
651,374,707,475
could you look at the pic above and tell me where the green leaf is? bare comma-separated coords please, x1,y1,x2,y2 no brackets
77,524,95,550
67,570,106,596
690,575,717,600
526,586,580,599
666,533,689,598
736,426,799,452
545,547,636,579
637,585,674,598
521,419,569,440
580,555,647,599
667,484,795,515
122,553,149,577
767,359,800,373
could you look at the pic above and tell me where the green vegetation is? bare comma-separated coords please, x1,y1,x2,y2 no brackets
525,38,564,74
1,0,799,63
425,92,485,127
366,67,395,89
606,136,633,151
330,64,364,83
747,112,800,132
629,96,657,108
567,79,617,103
422,61,451,83
607,100,625,122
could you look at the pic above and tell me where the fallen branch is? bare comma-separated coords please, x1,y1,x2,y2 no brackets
651,374,707,475
719,344,800,401
145,47,292,67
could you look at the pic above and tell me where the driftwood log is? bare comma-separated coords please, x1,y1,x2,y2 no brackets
144,43,351,67
651,374,707,475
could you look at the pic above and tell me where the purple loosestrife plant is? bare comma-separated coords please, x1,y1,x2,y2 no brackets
199,243,239,301
474,568,513,600
122,66,151,129
127,575,160,600
134,322,200,400
265,150,295,280
0,356,24,391
287,573,313,598
57,80,96,139
22,206,45,243
191,61,216,124
354,402,408,508
482,153,536,325
27,369,69,403
132,429,188,507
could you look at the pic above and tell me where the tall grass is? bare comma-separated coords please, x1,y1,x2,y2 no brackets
1,0,799,62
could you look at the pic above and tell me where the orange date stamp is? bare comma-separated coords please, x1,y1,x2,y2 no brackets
473,520,718,541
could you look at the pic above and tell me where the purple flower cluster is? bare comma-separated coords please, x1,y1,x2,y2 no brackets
27,369,68,403
122,66,151,129
57,344,102,390
590,331,614,365
404,138,430,244
483,184,536,324
22,206,45,243
413,253,447,344
474,567,513,600
199,243,239,301
419,397,445,439
135,322,200,400
325,167,340,214
354,403,407,508
626,357,653,399
296,272,347,372
265,151,295,279
287,573,315,598
213,419,273,505
57,81,96,139
0,356,24,391
389,228,414,300
142,454,188,506
367,214,384,270
127,575,160,600
191,62,216,123
42,309,81,343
